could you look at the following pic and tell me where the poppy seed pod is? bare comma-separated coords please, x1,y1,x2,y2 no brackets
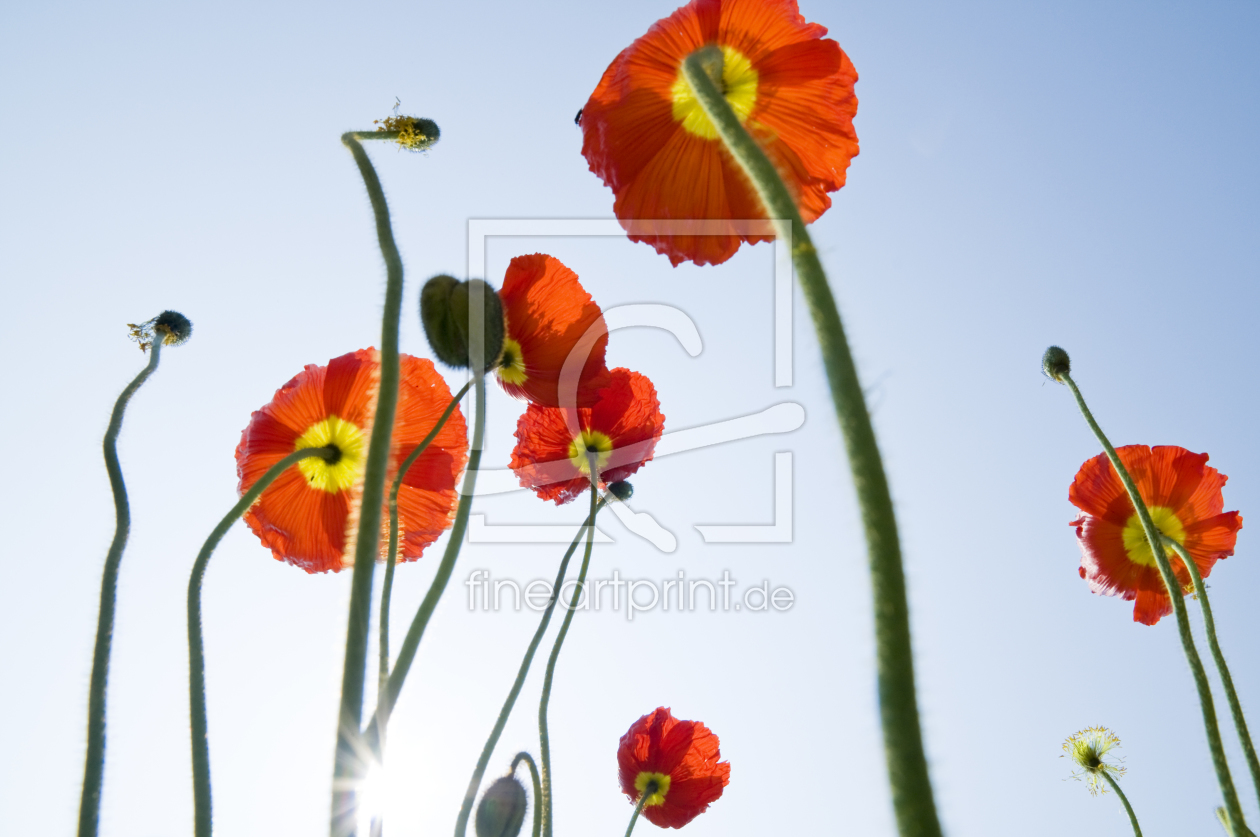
474,775,527,837
1042,346,1071,382
420,276,505,372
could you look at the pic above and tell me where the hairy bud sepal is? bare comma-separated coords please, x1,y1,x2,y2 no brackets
609,480,634,502
420,276,505,372
474,775,527,837
375,115,440,151
128,310,193,352
1042,345,1071,382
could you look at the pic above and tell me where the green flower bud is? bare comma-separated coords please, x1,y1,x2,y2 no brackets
420,276,505,371
127,310,193,352
474,776,527,837
1042,345,1071,382
609,480,634,502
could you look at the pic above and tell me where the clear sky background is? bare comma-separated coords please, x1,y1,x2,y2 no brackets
3,1,1260,835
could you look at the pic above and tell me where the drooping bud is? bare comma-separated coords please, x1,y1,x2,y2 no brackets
420,276,505,371
474,775,527,837
1042,345,1071,382
374,114,440,151
127,310,193,352
609,480,634,502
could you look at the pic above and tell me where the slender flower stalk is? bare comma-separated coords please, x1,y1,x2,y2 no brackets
537,474,599,837
1162,535,1260,808
681,45,940,837
623,785,654,837
188,446,337,837
78,338,166,837
379,380,473,691
1100,773,1143,837
1053,365,1249,834
454,495,609,837
331,129,411,837
365,373,487,755
511,752,543,837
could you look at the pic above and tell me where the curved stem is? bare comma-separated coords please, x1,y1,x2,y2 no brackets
1100,772,1143,837
78,339,165,837
364,374,487,754
511,752,543,837
454,497,608,837
682,46,940,837
537,482,599,837
1162,535,1260,809
1059,372,1247,832
379,380,473,692
188,446,336,837
332,131,407,837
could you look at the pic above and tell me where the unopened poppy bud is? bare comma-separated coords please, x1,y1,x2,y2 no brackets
374,115,440,151
1042,345,1071,382
127,310,193,352
609,480,634,502
474,775,527,837
420,276,505,372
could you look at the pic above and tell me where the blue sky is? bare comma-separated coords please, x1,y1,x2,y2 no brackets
3,1,1259,835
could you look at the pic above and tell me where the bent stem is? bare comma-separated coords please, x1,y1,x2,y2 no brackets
511,752,543,837
78,339,165,837
537,479,599,837
365,373,487,755
1100,772,1143,837
188,446,337,837
379,379,473,693
1162,535,1260,808
453,496,609,837
682,46,941,837
332,131,408,837
1059,371,1247,833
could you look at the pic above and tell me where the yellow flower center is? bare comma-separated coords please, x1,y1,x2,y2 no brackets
670,45,758,140
495,337,528,386
1121,506,1187,567
295,415,366,493
568,429,613,476
634,771,671,807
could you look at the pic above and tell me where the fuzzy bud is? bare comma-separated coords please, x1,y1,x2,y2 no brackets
1042,346,1071,382
420,276,505,371
608,480,634,502
474,776,527,837
374,115,440,151
128,310,193,352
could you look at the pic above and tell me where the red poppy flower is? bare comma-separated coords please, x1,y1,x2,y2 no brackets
1069,445,1243,625
580,0,859,267
618,707,730,829
509,368,664,505
495,253,611,408
235,349,468,573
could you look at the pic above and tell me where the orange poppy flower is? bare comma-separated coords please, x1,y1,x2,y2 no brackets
1069,445,1243,625
495,253,611,408
580,0,859,267
509,368,664,505
235,349,468,573
618,707,730,829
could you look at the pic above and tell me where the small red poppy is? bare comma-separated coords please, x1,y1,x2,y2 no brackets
581,0,859,267
509,368,664,505
1069,444,1243,625
618,707,730,829
235,349,468,573
495,253,610,408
